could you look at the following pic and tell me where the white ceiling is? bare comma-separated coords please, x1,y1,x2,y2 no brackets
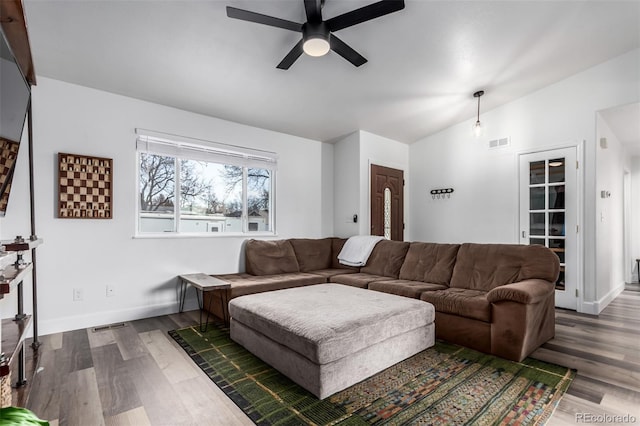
23,0,640,143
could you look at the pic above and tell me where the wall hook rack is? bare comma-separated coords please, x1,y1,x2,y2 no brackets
430,188,454,199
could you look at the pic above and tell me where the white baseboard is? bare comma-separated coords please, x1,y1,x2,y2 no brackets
580,281,626,315
36,300,194,337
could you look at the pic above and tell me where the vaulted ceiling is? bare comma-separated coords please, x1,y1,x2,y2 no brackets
23,0,640,143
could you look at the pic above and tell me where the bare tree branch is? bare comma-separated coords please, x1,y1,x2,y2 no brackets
139,153,175,211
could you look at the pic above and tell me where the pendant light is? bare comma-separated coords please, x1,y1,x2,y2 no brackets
473,90,484,137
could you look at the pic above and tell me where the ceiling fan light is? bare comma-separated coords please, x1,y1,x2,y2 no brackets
302,22,330,57
303,37,330,56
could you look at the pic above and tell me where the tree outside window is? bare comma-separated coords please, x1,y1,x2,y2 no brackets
138,152,272,234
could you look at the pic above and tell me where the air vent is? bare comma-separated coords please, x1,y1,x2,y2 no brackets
488,137,510,149
92,322,127,332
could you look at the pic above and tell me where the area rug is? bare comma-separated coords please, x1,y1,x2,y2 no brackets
169,325,575,426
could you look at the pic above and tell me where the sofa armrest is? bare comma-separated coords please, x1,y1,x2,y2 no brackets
486,279,554,304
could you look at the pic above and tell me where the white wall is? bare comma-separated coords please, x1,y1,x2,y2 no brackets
595,114,627,307
333,132,360,238
0,76,327,335
409,49,640,312
321,142,334,237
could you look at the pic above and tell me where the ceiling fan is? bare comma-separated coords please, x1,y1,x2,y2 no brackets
226,0,405,69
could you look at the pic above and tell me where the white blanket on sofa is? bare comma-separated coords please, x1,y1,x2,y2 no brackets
338,235,385,267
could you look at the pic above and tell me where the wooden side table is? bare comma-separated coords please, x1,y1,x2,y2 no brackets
178,274,231,331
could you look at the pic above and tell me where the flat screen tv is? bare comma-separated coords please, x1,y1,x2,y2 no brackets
0,26,31,216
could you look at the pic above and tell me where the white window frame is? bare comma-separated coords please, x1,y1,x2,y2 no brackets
134,129,277,238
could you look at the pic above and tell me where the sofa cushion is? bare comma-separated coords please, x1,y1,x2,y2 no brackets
226,273,325,298
211,273,254,282
245,239,300,276
309,268,358,282
368,280,448,298
331,238,360,270
450,243,560,291
360,240,410,278
398,242,460,285
289,238,333,272
420,288,491,322
330,273,389,288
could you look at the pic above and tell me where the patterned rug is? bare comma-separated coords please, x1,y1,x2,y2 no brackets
169,325,575,426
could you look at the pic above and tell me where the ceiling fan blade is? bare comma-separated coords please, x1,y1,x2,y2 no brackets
326,0,405,32
226,6,302,32
329,34,367,67
304,0,323,23
277,40,304,70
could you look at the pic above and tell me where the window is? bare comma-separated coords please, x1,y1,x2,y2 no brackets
383,187,391,240
136,130,276,235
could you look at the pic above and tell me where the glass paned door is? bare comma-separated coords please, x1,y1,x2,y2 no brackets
527,158,567,290
519,148,577,310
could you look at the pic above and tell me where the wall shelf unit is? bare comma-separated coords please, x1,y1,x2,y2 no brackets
0,316,32,378
1,238,43,252
0,0,40,407
0,239,41,392
0,242,38,407
0,263,32,299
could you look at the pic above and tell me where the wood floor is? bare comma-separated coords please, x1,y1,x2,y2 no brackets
533,286,640,425
11,286,640,426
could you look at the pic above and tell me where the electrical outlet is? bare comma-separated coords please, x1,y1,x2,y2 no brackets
73,288,83,301
106,285,115,297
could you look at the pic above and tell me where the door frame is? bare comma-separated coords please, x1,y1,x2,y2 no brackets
367,160,407,239
623,170,632,283
517,140,584,311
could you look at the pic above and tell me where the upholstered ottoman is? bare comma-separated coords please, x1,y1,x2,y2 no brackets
229,283,435,399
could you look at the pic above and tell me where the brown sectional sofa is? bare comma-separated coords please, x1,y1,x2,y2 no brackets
203,237,559,362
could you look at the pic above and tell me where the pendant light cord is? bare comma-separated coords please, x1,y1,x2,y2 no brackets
474,90,484,123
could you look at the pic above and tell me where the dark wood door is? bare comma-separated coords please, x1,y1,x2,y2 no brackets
370,164,404,241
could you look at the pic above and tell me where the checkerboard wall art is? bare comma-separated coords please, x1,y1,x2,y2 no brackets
58,153,112,219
